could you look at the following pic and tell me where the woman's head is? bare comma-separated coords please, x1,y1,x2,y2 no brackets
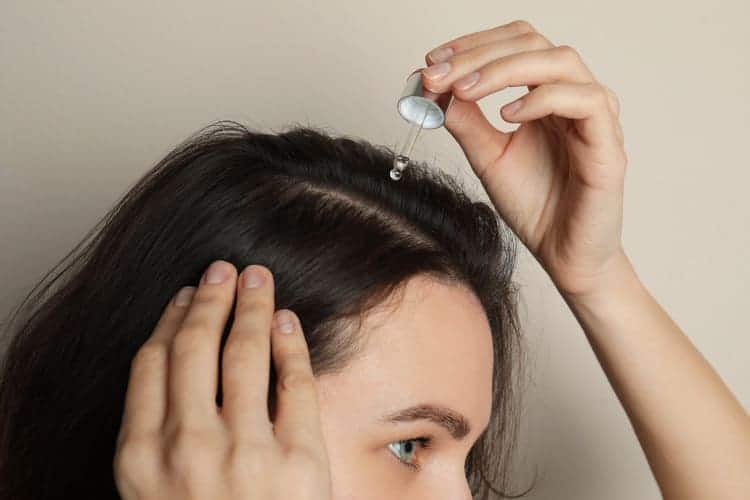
0,120,534,499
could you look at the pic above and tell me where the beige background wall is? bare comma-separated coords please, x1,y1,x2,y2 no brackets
1,1,748,498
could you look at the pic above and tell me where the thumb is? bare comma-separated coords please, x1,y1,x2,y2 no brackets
442,96,512,182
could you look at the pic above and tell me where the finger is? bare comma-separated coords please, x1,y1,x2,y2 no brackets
221,264,276,440
425,19,539,65
269,310,325,454
425,20,553,95
500,81,626,173
423,31,559,94
167,260,238,428
423,43,594,102
435,95,511,184
119,286,195,439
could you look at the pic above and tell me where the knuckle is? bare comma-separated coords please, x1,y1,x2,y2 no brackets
278,369,315,393
520,31,547,48
171,327,211,359
165,416,212,441
588,82,608,101
276,345,310,365
510,19,535,33
520,31,550,50
557,44,581,62
114,434,154,475
223,333,265,363
165,430,217,476
601,83,617,100
535,84,554,101
131,343,167,370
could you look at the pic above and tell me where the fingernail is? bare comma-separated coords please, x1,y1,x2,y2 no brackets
174,286,196,307
454,71,480,91
504,98,524,115
422,62,451,80
275,310,295,334
243,265,266,288
203,260,231,285
428,47,453,63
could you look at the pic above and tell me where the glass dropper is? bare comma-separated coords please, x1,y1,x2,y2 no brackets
389,104,429,181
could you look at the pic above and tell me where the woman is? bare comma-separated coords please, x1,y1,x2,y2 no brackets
1,20,748,500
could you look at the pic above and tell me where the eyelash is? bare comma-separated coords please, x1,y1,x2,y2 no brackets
388,436,433,471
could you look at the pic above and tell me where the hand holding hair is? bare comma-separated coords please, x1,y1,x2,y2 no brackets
113,261,332,500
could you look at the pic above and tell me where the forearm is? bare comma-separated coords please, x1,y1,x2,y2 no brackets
557,251,750,500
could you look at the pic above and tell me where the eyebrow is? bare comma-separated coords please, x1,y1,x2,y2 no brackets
378,403,472,440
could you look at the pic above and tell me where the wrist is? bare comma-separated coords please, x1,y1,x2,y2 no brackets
555,249,643,306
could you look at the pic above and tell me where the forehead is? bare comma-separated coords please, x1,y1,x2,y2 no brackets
316,275,494,434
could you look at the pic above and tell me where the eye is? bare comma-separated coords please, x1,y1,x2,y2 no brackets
387,436,432,471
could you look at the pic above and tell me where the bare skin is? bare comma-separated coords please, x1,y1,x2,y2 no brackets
114,262,494,500
114,19,750,500
113,263,333,500
313,275,494,499
421,19,750,499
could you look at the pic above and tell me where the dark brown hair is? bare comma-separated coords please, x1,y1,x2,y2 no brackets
0,120,535,499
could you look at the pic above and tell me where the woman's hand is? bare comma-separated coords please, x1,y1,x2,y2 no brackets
113,261,332,500
421,20,630,298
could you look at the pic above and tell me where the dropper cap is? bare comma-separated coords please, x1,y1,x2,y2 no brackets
397,68,452,129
